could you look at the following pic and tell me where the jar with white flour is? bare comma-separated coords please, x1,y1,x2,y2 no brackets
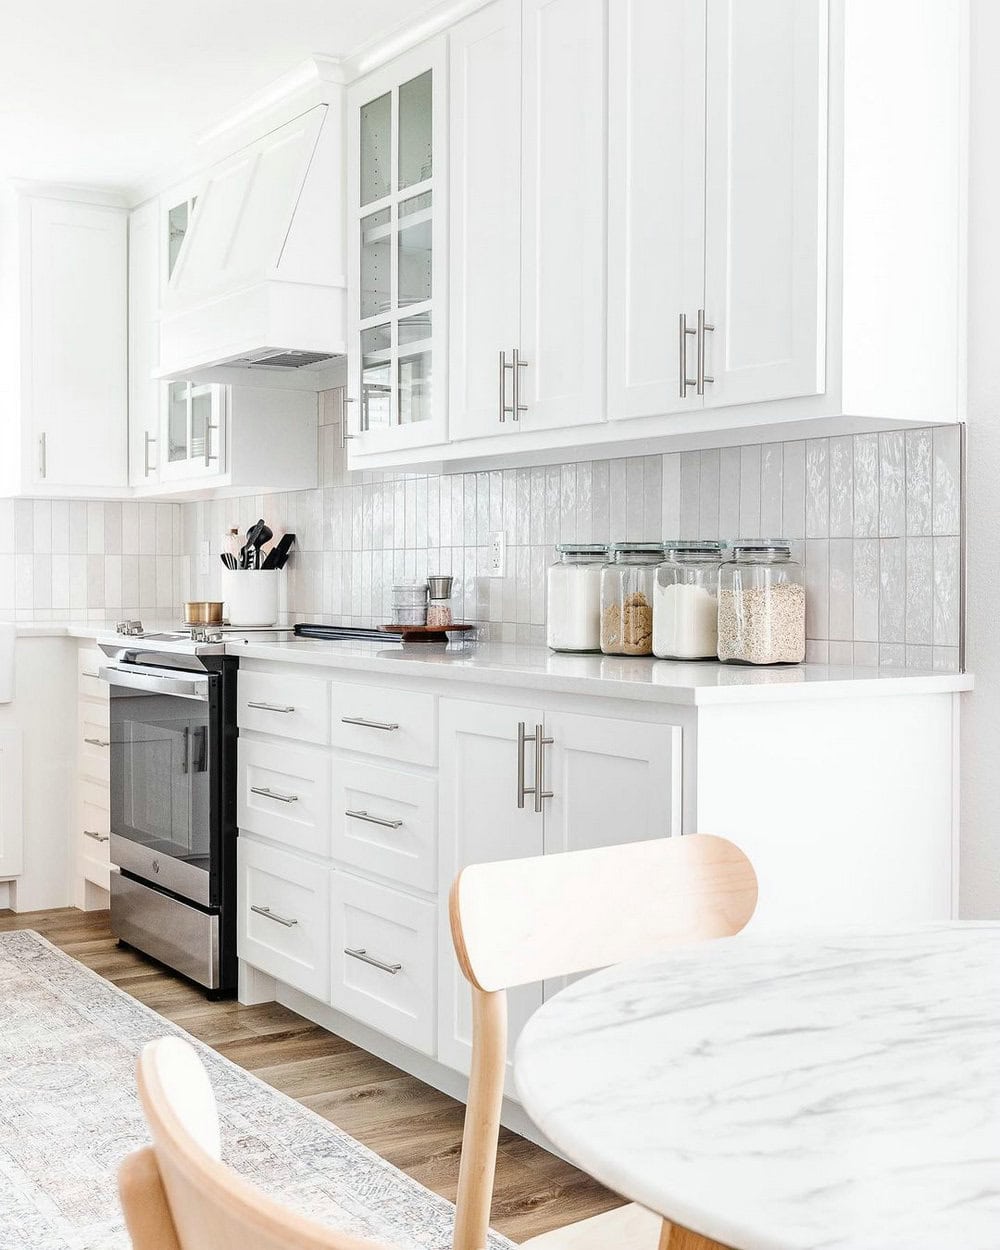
653,541,726,659
546,544,609,652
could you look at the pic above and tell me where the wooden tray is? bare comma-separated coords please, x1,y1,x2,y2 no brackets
379,623,476,643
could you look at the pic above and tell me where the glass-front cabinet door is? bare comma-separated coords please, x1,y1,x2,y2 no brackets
159,381,227,482
347,40,447,455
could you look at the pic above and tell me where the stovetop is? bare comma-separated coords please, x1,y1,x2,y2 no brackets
99,620,398,666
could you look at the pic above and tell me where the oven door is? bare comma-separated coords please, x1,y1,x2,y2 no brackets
102,664,217,908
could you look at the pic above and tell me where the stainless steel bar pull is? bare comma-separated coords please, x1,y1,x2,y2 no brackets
38,433,47,480
517,721,531,808
342,397,357,449
247,701,296,713
345,946,402,975
499,350,514,422
251,904,298,928
345,809,404,829
83,736,110,748
143,431,156,478
83,829,110,842
513,348,528,419
533,723,554,814
204,424,219,467
679,314,697,397
697,308,715,395
341,716,400,732
250,785,299,804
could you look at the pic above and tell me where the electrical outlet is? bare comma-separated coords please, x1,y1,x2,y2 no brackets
488,531,506,578
198,540,211,576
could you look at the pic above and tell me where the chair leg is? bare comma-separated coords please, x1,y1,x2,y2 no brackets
453,989,507,1250
661,1222,732,1250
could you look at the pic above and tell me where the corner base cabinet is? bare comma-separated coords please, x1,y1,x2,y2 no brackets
233,653,963,1125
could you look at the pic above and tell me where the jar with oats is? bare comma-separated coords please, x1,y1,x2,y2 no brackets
717,541,806,665
600,543,666,656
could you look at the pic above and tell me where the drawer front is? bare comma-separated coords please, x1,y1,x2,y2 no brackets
331,763,437,892
238,671,330,745
330,682,436,767
238,738,332,857
79,780,111,884
330,873,436,1054
78,701,111,784
238,839,331,1000
79,647,107,701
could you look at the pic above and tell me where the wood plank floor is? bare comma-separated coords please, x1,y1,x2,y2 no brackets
0,907,622,1243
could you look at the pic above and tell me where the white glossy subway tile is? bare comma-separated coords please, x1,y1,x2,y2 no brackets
804,539,829,641
698,449,720,539
828,538,853,641
905,428,933,536
853,433,879,537
679,451,700,536
718,446,742,541
661,454,681,539
781,441,805,540
878,431,905,537
878,539,905,644
828,436,854,538
933,535,961,647
759,443,783,537
739,445,761,536
853,539,880,643
932,425,961,534
905,537,934,646
805,439,829,538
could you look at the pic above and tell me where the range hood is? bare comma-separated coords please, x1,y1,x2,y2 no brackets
157,102,346,388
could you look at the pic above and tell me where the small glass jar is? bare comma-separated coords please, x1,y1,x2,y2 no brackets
717,541,805,665
392,579,428,626
600,543,666,656
653,541,726,659
546,544,609,652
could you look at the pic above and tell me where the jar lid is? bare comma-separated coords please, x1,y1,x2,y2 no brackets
555,543,609,555
610,541,668,559
663,540,727,559
730,538,792,557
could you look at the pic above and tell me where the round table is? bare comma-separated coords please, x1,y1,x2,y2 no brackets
514,925,1000,1250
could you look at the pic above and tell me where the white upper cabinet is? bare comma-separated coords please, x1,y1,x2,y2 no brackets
346,42,448,457
701,0,827,409
449,0,607,443
128,197,161,487
607,0,707,421
0,193,129,496
608,0,826,423
448,0,522,441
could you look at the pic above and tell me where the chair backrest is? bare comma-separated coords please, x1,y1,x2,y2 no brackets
449,834,757,1250
450,833,758,993
118,1037,396,1250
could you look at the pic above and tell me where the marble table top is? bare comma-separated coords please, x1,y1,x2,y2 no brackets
514,925,1000,1250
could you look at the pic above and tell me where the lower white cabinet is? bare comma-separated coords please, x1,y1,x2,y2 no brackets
331,762,437,893
0,729,24,880
237,738,333,858
330,872,436,1055
238,838,331,1000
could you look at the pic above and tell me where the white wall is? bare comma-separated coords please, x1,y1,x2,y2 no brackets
961,0,1000,916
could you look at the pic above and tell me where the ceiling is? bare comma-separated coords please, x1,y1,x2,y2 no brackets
0,0,444,195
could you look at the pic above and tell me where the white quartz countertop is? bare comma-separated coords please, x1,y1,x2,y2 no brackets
514,924,1000,1250
225,636,972,705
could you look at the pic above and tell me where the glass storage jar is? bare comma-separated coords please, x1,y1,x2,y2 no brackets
426,574,454,627
652,541,727,659
717,541,806,665
600,543,666,656
546,544,609,652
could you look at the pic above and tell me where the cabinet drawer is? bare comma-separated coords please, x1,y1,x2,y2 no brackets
238,671,330,745
332,763,436,892
237,739,332,857
78,647,107,701
330,682,436,767
238,839,331,1000
79,778,110,845
330,873,436,1055
77,701,111,784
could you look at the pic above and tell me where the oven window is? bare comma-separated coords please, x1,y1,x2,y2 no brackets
109,689,212,866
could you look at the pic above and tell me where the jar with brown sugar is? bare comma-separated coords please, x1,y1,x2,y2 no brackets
599,543,666,656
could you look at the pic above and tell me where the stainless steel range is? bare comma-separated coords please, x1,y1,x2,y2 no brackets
98,619,398,996
99,621,246,996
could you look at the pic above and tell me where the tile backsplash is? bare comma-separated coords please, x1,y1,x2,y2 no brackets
0,499,186,619
182,390,963,671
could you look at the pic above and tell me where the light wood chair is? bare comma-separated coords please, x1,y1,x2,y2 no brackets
449,833,758,1250
118,1035,396,1250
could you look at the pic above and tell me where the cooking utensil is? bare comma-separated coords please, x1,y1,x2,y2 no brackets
220,552,238,570
262,532,296,570
240,519,268,569
252,523,273,567
184,601,224,625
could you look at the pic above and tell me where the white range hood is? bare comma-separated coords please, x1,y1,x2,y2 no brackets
157,101,346,388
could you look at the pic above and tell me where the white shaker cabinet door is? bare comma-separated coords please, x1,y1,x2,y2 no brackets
437,697,544,1084
128,198,161,487
24,198,128,489
542,712,681,856
607,0,707,422
517,0,607,431
448,0,522,442
702,0,828,409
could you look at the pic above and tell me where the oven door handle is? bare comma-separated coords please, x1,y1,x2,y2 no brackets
99,665,210,701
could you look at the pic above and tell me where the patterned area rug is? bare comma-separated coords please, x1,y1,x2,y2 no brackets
0,930,513,1250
